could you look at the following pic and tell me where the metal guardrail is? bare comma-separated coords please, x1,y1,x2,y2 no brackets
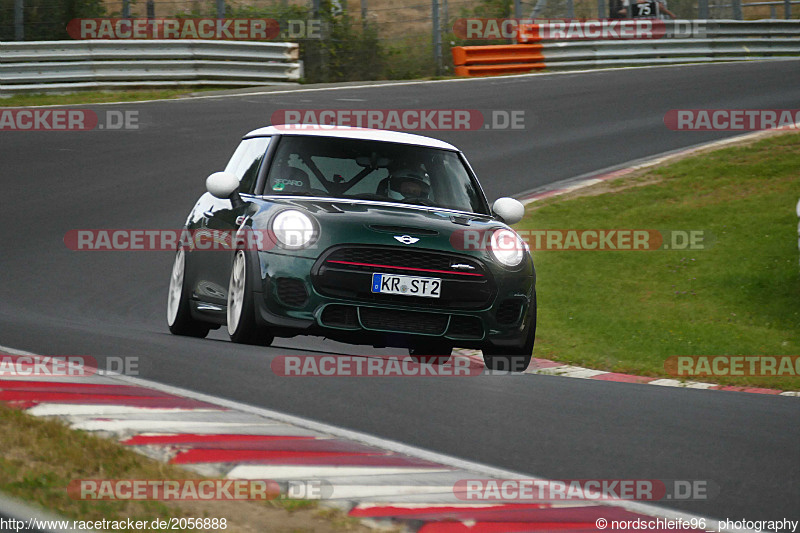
0,40,303,94
453,20,800,76
538,37,800,68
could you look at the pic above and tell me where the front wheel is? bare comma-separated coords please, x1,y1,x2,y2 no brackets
166,249,211,338
482,343,533,372
482,295,536,372
227,250,274,346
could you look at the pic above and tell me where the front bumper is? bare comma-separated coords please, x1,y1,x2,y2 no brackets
254,249,535,349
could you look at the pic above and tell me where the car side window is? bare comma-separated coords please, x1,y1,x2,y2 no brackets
224,137,271,194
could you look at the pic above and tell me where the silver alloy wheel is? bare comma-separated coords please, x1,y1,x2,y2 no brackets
227,250,246,335
166,249,185,327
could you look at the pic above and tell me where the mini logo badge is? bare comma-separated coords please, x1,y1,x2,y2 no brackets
394,235,420,245
450,263,475,270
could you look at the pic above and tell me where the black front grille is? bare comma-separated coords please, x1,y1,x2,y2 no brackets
496,299,523,325
447,315,484,339
359,308,448,335
312,246,495,310
320,305,358,328
275,278,309,307
325,247,485,277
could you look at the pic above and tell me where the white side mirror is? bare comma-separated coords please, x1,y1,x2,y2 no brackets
206,171,239,199
492,197,525,225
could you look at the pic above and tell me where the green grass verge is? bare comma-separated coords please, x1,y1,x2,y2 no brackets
0,88,241,107
0,403,367,532
521,132,800,390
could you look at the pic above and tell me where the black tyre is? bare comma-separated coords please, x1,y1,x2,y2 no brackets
166,249,211,338
482,292,536,372
227,250,274,346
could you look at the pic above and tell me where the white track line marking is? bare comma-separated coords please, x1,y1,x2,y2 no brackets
535,365,609,379
228,466,452,480
71,419,283,432
650,379,711,389
27,404,216,416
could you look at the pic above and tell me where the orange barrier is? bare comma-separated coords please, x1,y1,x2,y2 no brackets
450,44,545,77
453,64,546,77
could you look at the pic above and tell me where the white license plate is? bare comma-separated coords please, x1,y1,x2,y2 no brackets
371,273,441,298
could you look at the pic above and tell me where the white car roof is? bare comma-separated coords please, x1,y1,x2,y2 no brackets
244,125,459,151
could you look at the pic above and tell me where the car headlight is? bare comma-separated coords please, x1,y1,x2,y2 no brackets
490,229,526,267
271,210,317,249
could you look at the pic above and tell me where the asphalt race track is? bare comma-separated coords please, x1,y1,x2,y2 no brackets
2,60,799,525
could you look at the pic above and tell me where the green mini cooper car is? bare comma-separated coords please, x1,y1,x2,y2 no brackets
167,126,535,371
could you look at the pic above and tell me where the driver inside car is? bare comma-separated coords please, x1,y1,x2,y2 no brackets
384,168,432,202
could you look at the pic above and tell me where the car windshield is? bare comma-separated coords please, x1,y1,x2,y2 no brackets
264,135,489,215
